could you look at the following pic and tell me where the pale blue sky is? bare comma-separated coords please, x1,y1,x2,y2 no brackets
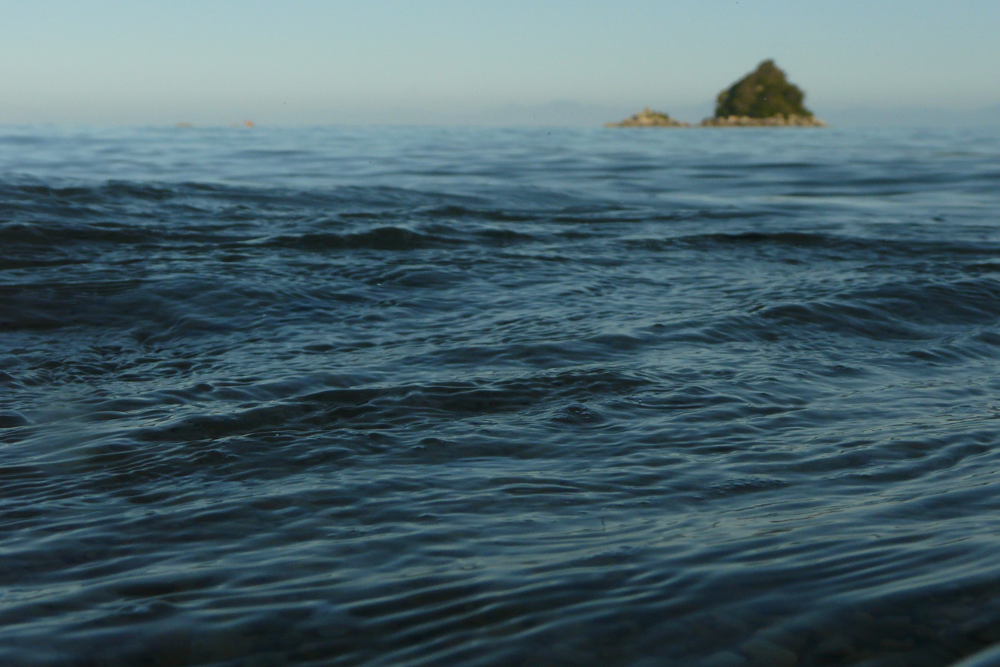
3,0,999,125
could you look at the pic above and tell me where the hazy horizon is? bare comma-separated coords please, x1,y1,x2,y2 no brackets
4,0,999,127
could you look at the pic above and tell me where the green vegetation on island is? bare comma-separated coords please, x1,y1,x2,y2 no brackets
605,107,690,127
713,59,811,118
606,59,825,128
705,59,825,126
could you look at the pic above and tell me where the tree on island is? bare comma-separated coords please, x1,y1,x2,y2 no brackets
713,59,813,119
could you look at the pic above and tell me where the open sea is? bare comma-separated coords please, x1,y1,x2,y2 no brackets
2,123,999,666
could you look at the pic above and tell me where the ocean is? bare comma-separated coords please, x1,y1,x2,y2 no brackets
2,124,999,666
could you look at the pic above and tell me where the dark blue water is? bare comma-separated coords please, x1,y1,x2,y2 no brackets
2,124,999,666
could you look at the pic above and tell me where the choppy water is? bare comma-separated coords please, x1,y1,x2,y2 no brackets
2,124,1000,666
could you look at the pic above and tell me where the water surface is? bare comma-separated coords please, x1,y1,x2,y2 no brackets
2,124,1000,665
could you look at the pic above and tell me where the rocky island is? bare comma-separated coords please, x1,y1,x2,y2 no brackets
605,60,825,128
605,107,690,128
703,59,825,127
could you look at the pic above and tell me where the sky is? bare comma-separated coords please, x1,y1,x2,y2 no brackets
3,0,999,126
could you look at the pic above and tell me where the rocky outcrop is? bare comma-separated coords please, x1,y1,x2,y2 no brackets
605,107,690,128
604,60,826,128
704,60,824,126
701,114,825,127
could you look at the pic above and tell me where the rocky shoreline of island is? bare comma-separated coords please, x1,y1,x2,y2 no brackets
606,111,826,128
606,60,826,128
701,114,825,127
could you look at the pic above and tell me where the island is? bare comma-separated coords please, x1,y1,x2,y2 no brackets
604,60,825,128
702,59,825,127
605,107,690,128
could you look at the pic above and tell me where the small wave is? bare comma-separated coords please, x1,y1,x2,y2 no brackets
251,226,459,251
663,275,1000,346
757,300,931,340
624,231,1000,259
412,204,537,222
123,368,650,451
0,220,153,246
846,277,1000,327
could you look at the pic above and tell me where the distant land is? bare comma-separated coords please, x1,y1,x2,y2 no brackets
608,60,826,128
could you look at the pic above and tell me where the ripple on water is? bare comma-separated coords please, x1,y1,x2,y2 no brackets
2,126,1000,665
